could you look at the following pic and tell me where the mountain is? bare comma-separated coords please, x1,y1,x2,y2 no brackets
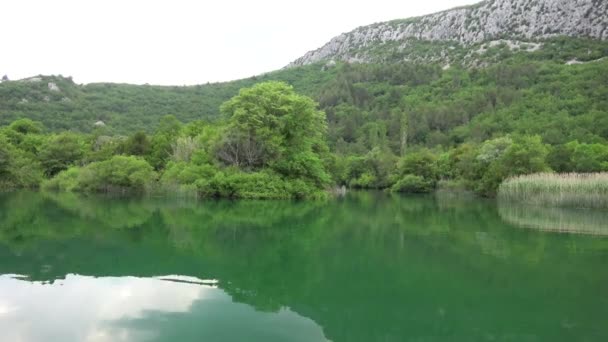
0,0,607,137
288,0,608,67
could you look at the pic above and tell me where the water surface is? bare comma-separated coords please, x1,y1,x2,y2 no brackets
0,191,607,341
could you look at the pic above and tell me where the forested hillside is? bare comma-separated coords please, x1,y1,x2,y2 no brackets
2,37,606,134
0,65,337,134
1,36,607,198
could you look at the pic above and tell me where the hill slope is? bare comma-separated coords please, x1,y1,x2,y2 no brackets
0,65,337,134
288,0,608,67
0,0,607,136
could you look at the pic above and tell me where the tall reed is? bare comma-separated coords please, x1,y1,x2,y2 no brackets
498,173,608,209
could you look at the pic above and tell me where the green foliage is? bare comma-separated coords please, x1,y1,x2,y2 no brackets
9,118,44,135
0,138,11,177
500,136,550,175
42,167,81,192
148,115,183,170
563,141,608,172
3,151,44,189
218,81,331,188
390,174,433,193
196,170,324,199
0,65,337,134
80,156,157,192
160,162,217,186
45,156,156,193
39,132,86,176
344,148,397,189
475,135,550,196
5,82,332,199
0,134,44,189
393,150,438,182
121,131,151,156
0,40,607,198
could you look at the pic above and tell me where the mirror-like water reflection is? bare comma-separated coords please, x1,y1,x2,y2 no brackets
0,191,607,341
499,201,608,236
0,274,326,342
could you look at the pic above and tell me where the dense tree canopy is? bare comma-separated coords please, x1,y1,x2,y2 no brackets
3,82,330,198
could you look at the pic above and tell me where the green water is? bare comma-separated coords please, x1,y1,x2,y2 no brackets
0,191,607,342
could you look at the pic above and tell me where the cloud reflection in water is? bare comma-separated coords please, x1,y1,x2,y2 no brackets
0,274,328,342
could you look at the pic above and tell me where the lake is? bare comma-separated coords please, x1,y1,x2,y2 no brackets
0,191,607,341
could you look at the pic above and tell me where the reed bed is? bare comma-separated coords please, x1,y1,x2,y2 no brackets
498,173,608,209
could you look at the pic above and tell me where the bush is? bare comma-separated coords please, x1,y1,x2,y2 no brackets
161,162,217,186
391,174,433,193
393,150,438,183
0,139,44,189
44,155,156,193
476,135,550,196
349,172,377,189
196,170,324,199
39,132,85,176
42,167,81,191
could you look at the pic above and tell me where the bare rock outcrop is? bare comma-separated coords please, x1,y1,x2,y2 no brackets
288,0,608,67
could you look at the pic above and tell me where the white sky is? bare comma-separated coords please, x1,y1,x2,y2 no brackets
0,0,479,85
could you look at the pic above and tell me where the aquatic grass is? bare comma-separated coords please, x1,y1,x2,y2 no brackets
498,173,608,209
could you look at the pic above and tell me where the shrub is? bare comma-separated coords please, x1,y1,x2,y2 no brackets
391,174,433,193
349,172,377,189
0,142,44,189
39,132,86,176
196,170,324,199
42,167,80,191
161,162,217,186
476,135,550,196
44,155,156,193
393,150,438,184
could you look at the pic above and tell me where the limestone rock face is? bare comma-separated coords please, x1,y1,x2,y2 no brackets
288,0,608,67
48,82,60,92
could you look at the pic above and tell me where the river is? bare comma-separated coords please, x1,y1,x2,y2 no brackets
0,191,606,341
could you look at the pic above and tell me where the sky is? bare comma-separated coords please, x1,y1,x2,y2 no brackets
0,0,480,85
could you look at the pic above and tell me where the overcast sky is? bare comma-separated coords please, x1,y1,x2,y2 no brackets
0,0,479,85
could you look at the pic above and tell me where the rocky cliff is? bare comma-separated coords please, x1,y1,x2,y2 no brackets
289,0,608,66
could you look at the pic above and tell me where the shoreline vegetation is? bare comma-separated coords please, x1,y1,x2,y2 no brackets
498,173,608,209
36,82,332,200
2,54,608,202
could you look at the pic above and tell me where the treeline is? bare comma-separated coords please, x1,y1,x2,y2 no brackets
1,82,607,198
0,82,331,198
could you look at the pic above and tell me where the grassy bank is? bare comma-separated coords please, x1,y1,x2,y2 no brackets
498,173,608,209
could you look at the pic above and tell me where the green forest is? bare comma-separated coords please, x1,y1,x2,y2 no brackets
1,38,607,199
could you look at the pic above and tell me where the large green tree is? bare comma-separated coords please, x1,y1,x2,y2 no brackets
149,115,182,170
218,81,330,186
39,132,85,176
